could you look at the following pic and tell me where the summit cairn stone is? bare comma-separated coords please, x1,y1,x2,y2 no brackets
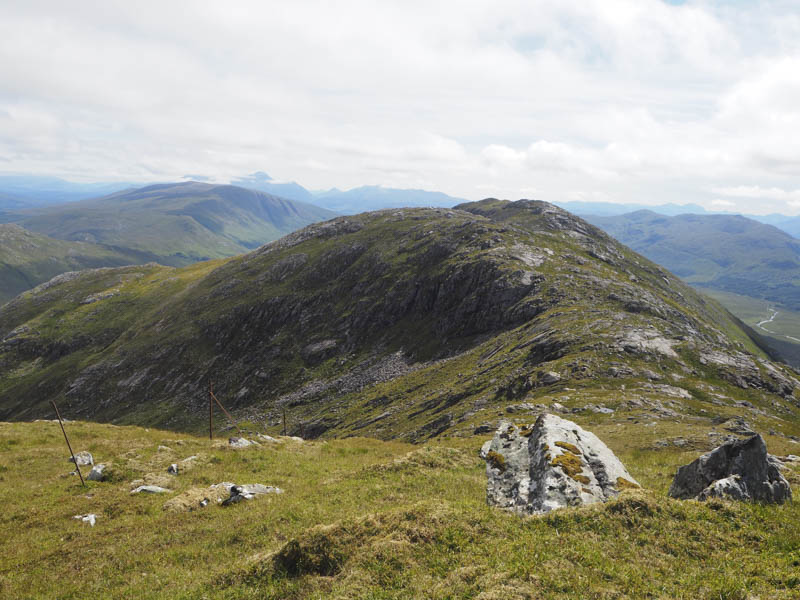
484,414,639,514
668,434,791,503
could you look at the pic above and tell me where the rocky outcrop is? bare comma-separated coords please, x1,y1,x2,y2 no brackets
484,414,639,514
668,434,791,504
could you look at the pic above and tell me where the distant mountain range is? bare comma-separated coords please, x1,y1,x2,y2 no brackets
560,200,800,239
584,210,800,310
0,172,467,217
0,175,137,211
0,182,336,304
310,185,465,214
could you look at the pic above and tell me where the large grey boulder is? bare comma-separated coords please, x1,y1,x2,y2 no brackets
484,414,639,514
668,434,791,503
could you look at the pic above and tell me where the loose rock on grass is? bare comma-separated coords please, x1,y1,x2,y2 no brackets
668,434,791,503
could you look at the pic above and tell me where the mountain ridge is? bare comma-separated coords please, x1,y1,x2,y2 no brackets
0,181,337,267
2,200,797,444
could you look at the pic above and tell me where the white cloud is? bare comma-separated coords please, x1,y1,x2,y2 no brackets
711,198,736,208
0,1,799,213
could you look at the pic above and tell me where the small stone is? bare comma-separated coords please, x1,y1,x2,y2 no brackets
473,424,494,435
87,464,107,481
167,464,179,475
479,440,492,459
73,514,97,527
130,485,171,495
221,483,283,506
68,451,93,466
228,437,259,448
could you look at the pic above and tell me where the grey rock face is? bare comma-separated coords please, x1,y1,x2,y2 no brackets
68,451,93,466
668,434,791,504
484,414,639,514
87,464,106,481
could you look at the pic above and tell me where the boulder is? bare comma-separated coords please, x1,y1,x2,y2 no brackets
484,414,639,514
87,464,107,481
68,451,93,466
668,434,791,504
539,371,561,385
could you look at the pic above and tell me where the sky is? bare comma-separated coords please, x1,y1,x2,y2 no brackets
1,0,799,214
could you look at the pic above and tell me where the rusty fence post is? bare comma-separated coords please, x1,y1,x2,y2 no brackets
51,400,86,487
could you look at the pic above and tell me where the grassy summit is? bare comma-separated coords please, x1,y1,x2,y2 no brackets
0,419,798,599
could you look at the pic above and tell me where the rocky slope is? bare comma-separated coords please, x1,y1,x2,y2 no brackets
1,200,799,442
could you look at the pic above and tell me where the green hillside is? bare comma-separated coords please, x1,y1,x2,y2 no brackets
584,210,800,309
1,200,798,445
0,224,154,305
1,182,337,266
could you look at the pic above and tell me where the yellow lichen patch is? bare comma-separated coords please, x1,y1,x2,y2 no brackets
616,477,640,490
520,426,534,437
551,452,589,484
486,451,506,473
554,441,581,455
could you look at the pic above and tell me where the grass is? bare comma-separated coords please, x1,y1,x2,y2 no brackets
1,419,798,599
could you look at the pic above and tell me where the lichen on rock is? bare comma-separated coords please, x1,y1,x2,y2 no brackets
484,414,639,514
